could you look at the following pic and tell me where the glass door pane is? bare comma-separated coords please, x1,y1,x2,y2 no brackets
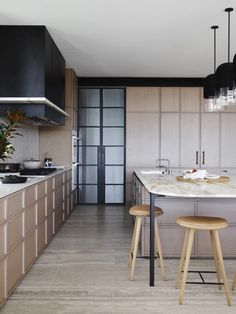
103,89,124,107
79,89,100,107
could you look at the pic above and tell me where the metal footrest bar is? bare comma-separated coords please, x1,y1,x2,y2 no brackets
183,270,224,285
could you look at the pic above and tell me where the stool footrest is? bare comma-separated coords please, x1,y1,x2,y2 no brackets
183,270,224,285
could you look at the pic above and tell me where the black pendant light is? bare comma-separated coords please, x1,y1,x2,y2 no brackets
216,7,234,106
203,25,219,111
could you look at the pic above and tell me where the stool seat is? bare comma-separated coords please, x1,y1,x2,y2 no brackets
129,205,163,217
176,216,228,230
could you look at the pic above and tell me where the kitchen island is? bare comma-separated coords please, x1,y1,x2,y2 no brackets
133,168,236,286
0,168,75,307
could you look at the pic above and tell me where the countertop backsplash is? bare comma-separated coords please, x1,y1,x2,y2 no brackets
1,125,39,163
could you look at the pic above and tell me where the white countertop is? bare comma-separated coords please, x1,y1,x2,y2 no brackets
0,168,71,199
134,168,236,198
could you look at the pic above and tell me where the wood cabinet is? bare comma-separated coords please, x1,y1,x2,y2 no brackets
0,169,72,307
221,113,236,167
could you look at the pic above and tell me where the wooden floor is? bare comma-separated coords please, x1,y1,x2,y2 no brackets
1,205,236,313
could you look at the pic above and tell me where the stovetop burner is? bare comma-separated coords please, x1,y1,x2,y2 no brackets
20,168,57,176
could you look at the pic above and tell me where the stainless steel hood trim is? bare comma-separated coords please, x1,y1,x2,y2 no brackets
0,97,69,117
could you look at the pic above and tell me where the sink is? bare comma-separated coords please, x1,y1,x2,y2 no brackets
140,170,165,175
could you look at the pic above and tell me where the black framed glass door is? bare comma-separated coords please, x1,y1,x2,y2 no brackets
78,88,125,204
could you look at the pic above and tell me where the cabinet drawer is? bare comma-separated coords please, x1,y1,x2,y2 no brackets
0,223,5,261
6,192,23,219
55,174,63,189
25,230,36,271
25,204,36,235
197,226,236,257
47,178,54,193
55,211,63,233
0,260,5,305
37,197,46,225
0,199,5,223
198,199,236,224
37,181,46,200
37,220,46,254
47,193,54,215
6,242,23,294
47,212,54,242
7,212,23,252
54,187,63,210
25,186,36,208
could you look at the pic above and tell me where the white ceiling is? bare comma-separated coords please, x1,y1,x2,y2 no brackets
0,0,236,77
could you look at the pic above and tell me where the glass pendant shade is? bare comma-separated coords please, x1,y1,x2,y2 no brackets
216,62,235,105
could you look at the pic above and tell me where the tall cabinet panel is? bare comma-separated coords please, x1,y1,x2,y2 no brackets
201,113,220,168
160,113,180,167
180,113,200,167
221,113,236,167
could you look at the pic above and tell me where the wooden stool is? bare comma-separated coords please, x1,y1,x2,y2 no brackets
175,216,231,306
128,205,166,281
232,273,236,290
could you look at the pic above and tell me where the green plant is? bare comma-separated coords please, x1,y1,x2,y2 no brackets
0,110,25,161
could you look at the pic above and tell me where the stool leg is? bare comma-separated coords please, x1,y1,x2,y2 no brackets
129,216,142,281
128,217,138,268
211,230,231,306
179,229,195,305
154,218,166,281
232,273,236,291
210,230,222,290
175,228,189,289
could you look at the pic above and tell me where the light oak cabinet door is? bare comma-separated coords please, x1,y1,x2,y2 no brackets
221,113,236,167
46,212,54,242
0,223,5,261
201,113,220,168
160,87,180,112
0,260,5,305
25,230,36,271
25,186,36,208
160,113,180,167
126,87,160,112
25,204,36,235
6,242,23,294
6,192,23,219
37,220,46,254
37,197,46,225
180,113,200,167
7,212,23,253
0,199,5,222
180,87,201,112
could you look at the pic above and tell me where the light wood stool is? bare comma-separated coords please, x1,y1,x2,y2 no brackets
175,216,231,306
232,273,236,290
128,205,166,281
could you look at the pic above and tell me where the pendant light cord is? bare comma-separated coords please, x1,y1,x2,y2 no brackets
211,25,218,72
225,8,233,62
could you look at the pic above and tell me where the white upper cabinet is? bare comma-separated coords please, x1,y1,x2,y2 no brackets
201,113,220,168
221,113,236,167
180,113,200,167
160,113,180,167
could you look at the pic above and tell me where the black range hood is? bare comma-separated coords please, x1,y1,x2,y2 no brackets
0,26,68,125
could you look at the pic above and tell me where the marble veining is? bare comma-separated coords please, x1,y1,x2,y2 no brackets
135,168,236,198
0,205,236,313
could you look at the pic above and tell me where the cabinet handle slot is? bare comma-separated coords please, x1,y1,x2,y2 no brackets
196,151,199,165
202,151,205,165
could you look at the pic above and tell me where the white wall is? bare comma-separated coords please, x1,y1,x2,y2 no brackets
1,125,39,164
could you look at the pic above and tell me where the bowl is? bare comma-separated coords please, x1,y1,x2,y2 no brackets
23,159,41,169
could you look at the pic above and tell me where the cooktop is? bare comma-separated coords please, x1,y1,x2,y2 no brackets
20,168,57,176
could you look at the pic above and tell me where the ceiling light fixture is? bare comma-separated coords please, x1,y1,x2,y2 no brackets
215,7,235,107
203,25,219,112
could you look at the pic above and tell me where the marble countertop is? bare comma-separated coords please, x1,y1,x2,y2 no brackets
0,168,71,199
134,168,236,198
